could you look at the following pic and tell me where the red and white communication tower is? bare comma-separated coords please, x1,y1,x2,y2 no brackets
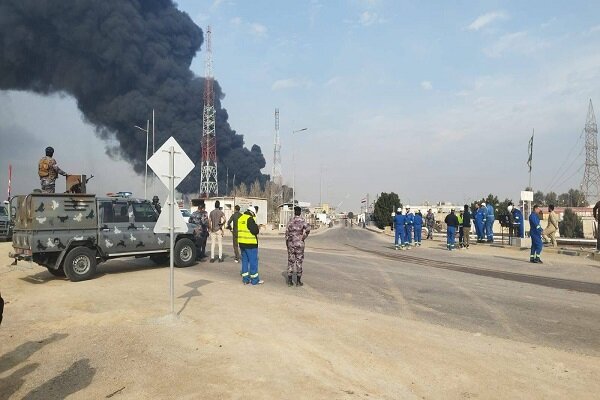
200,26,218,197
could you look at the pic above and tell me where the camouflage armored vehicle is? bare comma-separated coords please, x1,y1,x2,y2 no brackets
10,193,197,281
0,201,13,241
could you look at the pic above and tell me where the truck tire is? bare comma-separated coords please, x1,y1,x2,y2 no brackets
47,266,66,277
63,247,97,282
174,238,196,268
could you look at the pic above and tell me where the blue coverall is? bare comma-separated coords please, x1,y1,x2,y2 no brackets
413,213,423,244
405,213,414,245
475,208,485,241
394,214,406,248
529,212,543,262
512,209,524,238
486,204,495,242
481,205,489,239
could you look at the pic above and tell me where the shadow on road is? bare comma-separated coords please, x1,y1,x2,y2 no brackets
0,363,39,400
21,358,96,400
0,333,68,374
177,279,212,316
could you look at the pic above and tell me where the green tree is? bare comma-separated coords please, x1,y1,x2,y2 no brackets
544,191,558,206
373,192,401,229
533,190,545,206
347,211,354,219
557,189,588,207
497,198,513,216
484,194,499,207
558,208,584,238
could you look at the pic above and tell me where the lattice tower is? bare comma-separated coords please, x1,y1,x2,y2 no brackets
271,108,283,206
582,99,600,206
200,26,218,197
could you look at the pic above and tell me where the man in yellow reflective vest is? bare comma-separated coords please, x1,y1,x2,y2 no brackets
237,206,263,285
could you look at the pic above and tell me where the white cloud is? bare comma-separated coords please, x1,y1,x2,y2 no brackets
588,25,600,34
467,11,508,31
421,81,433,91
325,76,342,87
359,11,381,27
229,17,268,38
249,23,268,38
484,31,549,58
272,78,312,91
211,0,225,9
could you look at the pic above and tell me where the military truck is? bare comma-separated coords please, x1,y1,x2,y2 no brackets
0,201,13,241
10,193,197,281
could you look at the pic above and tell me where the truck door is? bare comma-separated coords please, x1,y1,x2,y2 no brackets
131,201,168,252
98,200,135,255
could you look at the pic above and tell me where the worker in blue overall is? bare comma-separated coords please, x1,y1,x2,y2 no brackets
393,208,406,250
480,202,488,242
486,202,495,242
413,210,423,246
474,203,485,243
404,207,414,248
508,203,524,239
529,204,544,263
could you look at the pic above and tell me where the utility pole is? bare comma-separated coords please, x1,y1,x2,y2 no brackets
200,26,218,198
581,99,600,205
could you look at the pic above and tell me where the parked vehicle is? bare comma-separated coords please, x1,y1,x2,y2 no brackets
10,193,197,281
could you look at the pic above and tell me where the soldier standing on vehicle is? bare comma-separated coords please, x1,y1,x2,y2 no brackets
226,205,242,263
38,147,68,193
285,206,311,287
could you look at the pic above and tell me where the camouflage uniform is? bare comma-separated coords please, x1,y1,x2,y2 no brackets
39,156,66,193
189,209,209,259
285,215,310,277
425,211,435,239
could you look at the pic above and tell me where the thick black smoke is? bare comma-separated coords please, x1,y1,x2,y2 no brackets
0,0,267,194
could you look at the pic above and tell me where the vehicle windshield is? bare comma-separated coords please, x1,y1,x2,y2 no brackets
0,206,7,216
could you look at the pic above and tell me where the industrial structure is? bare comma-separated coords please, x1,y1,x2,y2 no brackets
200,26,218,197
271,108,282,204
581,99,600,205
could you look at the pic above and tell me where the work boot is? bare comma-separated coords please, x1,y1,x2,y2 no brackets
287,276,294,287
537,259,543,264
296,276,303,287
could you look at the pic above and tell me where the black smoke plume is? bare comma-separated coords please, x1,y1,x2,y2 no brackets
0,0,267,194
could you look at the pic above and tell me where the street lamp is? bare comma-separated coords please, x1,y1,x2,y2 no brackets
291,128,308,207
134,120,150,199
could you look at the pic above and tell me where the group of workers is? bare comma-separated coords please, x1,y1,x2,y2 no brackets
393,206,425,250
189,201,310,287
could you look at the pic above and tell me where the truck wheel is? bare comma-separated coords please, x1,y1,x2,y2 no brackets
174,238,196,268
63,247,97,282
47,266,66,277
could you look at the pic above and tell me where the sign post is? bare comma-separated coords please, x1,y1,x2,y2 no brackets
147,137,194,314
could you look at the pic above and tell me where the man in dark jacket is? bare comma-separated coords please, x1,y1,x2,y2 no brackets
0,291,4,325
238,206,263,285
444,209,459,250
462,205,472,249
226,205,242,263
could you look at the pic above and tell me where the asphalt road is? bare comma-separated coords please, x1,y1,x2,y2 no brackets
198,226,600,357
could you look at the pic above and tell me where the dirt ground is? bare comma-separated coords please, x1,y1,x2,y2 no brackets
1,240,600,400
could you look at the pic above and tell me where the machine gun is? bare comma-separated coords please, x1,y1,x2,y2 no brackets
66,175,94,194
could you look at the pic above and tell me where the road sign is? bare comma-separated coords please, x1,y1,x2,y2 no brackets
154,195,189,234
147,136,194,189
146,136,195,315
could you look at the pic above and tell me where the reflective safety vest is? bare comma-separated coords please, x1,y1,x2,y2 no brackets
237,214,258,245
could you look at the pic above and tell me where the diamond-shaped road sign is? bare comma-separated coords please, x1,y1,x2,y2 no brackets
147,137,195,234
147,136,195,189
154,195,189,234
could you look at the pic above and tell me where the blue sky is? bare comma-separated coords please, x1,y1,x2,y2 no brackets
174,0,600,208
1,1,599,210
